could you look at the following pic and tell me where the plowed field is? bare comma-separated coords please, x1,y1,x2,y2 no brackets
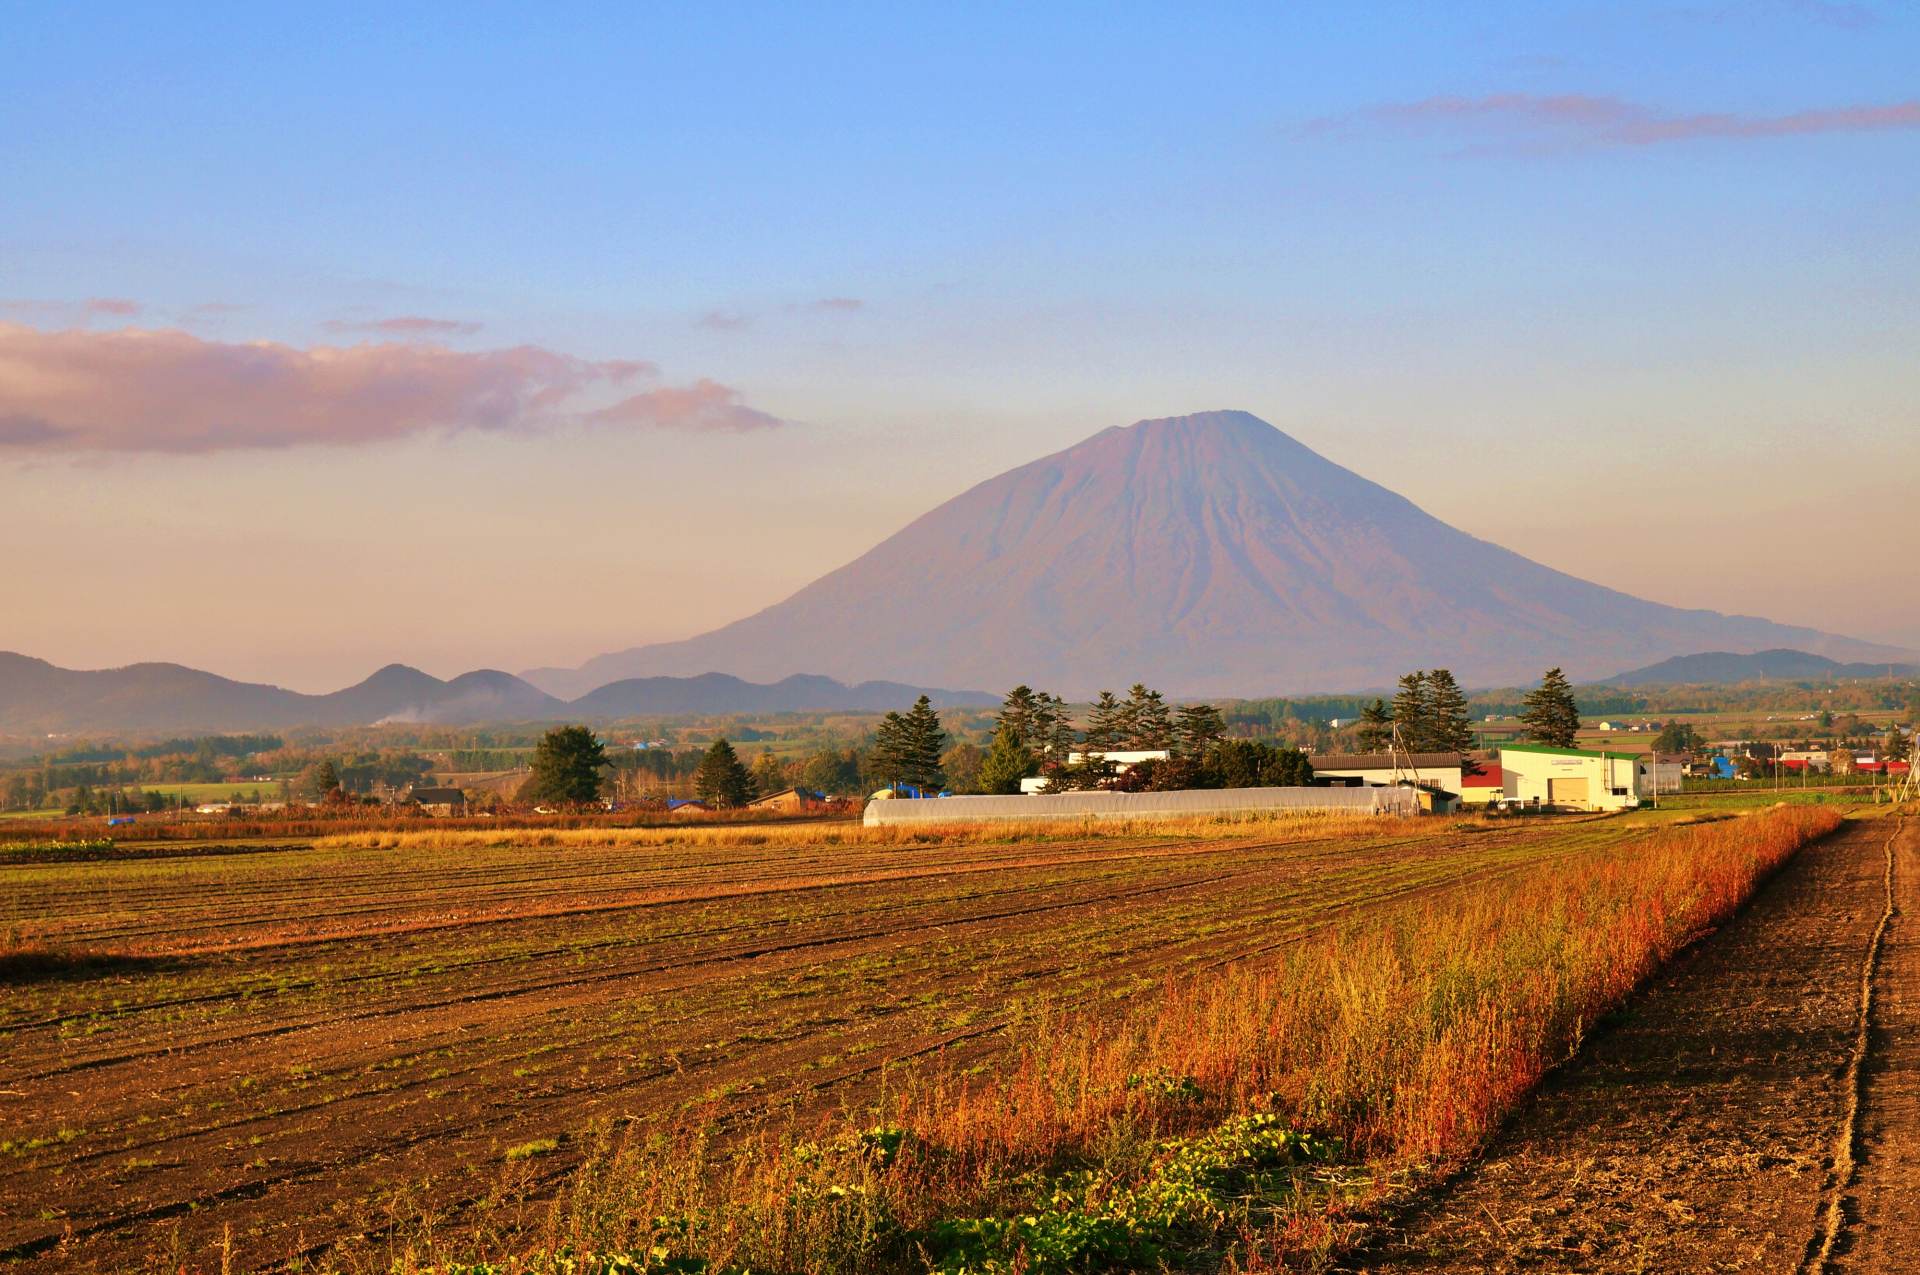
1,816,1638,1272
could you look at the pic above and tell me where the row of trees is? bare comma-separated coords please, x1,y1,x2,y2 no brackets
1353,669,1474,754
1353,667,1583,753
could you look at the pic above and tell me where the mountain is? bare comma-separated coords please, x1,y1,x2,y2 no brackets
0,653,990,735
1601,649,1920,687
0,654,565,734
572,672,994,717
528,410,1911,698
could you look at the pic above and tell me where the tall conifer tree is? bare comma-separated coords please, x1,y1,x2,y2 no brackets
1519,667,1581,748
1391,671,1433,752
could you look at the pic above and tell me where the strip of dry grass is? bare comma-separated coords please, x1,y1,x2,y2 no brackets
379,805,1841,1275
316,810,1409,854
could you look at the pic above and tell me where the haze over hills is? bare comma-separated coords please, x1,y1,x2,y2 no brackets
0,653,991,736
1599,649,1920,688
527,411,1910,699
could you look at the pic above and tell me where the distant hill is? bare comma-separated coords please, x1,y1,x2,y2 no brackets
0,652,990,735
1600,649,1919,687
527,410,1910,698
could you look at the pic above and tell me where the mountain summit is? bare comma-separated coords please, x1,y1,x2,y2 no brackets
530,411,1903,697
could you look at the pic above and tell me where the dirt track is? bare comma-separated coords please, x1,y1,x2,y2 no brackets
1349,812,1917,1273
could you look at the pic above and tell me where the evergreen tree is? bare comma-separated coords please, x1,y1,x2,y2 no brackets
1519,667,1582,748
976,721,1038,794
866,711,910,788
520,725,608,806
996,685,1039,750
1173,703,1226,758
1123,683,1173,749
1034,692,1077,761
1885,724,1912,767
1084,691,1124,751
1355,698,1392,753
694,738,753,807
1391,671,1433,752
1425,669,1474,756
897,695,949,790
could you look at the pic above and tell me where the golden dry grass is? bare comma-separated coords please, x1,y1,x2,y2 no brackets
315,808,1404,853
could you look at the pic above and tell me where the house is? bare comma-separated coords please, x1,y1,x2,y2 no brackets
402,786,467,816
1458,763,1504,806
1647,760,1685,794
747,787,828,814
667,798,710,815
1309,753,1465,798
1497,744,1647,811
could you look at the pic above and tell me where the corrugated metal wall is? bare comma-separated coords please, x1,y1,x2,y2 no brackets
862,784,1418,826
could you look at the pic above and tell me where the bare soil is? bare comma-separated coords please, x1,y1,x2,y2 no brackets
1347,813,1916,1274
0,818,1610,1273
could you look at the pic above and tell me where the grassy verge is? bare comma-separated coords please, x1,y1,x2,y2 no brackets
314,810,1398,853
372,804,1840,1275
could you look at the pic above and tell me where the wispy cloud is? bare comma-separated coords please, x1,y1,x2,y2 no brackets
585,380,786,432
322,315,484,337
1,297,144,322
0,323,787,455
694,297,862,332
1310,93,1920,151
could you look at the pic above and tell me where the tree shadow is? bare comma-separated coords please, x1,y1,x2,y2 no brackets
0,946,177,985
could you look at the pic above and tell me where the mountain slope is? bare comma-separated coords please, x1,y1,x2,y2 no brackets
0,656,564,733
572,673,994,717
0,654,990,734
1601,649,1919,687
532,410,1908,697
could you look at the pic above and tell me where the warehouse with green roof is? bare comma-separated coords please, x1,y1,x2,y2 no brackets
1496,743,1649,812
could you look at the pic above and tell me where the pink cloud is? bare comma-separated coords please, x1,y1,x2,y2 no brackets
696,308,753,331
585,379,786,432
0,323,784,454
1311,93,1920,150
810,296,863,312
323,315,485,337
3,297,144,322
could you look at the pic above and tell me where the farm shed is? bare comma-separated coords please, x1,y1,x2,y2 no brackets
1459,763,1504,806
747,787,827,813
401,786,467,816
1309,752,1465,797
863,784,1417,827
1497,744,1647,811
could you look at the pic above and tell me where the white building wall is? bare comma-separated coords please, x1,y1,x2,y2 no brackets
1499,749,1645,812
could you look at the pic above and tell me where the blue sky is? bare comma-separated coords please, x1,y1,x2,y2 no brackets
3,2,1916,688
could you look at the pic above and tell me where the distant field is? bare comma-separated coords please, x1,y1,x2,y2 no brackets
138,780,285,802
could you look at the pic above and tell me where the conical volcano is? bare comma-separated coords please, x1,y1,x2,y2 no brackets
531,411,1900,696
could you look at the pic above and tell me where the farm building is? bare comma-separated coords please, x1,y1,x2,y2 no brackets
667,798,710,815
401,786,467,816
1497,744,1647,811
747,787,828,814
1458,763,1504,806
1309,752,1465,797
